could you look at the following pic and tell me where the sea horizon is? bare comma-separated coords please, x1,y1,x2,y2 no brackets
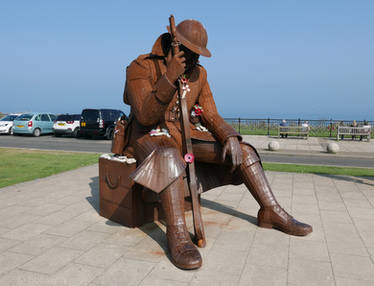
1,110,372,123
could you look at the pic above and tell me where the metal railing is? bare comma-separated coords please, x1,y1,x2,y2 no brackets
223,118,374,138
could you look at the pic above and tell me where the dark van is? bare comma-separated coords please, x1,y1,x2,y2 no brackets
80,109,126,139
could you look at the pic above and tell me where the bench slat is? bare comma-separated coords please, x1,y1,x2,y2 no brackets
337,126,371,141
278,126,309,139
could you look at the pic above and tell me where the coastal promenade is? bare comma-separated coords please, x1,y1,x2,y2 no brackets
0,137,373,285
243,135,374,157
244,135,374,168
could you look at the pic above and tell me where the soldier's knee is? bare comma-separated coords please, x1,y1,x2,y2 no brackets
131,146,186,193
240,144,260,167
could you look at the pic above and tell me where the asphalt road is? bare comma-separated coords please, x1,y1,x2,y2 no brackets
1,134,373,168
0,134,112,153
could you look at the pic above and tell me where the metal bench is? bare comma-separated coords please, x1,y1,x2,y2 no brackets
337,126,371,141
278,125,309,139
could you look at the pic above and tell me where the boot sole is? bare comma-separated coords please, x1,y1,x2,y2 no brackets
172,258,202,270
258,222,313,236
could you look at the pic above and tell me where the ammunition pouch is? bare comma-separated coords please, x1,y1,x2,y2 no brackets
111,114,132,155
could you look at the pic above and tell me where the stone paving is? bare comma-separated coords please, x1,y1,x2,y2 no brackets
1,164,374,285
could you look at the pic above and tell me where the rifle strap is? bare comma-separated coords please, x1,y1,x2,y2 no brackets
152,57,162,82
153,47,206,247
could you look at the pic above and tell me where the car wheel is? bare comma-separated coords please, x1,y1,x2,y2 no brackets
9,127,13,135
33,128,41,137
106,128,113,140
73,128,80,138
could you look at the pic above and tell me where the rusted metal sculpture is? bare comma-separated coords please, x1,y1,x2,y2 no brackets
169,15,206,248
117,15,312,270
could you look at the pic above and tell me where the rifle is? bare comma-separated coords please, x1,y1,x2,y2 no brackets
169,15,206,248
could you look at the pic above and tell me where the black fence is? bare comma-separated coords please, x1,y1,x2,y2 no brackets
223,118,374,138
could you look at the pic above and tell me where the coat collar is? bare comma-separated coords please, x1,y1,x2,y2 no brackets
151,33,171,57
150,32,201,82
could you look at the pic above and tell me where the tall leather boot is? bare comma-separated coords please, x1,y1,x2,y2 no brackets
240,159,312,236
160,177,202,269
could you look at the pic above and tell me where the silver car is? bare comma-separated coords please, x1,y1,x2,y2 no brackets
0,114,22,135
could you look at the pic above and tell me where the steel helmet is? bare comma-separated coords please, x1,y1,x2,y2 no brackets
167,19,211,57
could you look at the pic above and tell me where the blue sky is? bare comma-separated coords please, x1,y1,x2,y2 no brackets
1,0,373,120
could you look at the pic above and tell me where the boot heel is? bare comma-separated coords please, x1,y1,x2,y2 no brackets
258,221,273,229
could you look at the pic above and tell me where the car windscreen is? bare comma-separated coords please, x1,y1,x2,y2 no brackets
82,110,99,122
102,110,121,121
57,115,73,121
1,115,17,121
73,114,81,120
16,114,33,121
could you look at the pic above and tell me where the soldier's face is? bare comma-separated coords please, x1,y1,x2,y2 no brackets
180,45,199,72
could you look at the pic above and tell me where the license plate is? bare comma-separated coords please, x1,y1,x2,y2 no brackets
58,123,65,126
17,125,24,128
81,122,86,127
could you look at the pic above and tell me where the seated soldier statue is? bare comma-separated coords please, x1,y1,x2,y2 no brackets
122,18,312,270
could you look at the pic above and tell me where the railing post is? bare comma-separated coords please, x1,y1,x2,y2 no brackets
267,117,270,136
238,117,241,134
329,118,332,137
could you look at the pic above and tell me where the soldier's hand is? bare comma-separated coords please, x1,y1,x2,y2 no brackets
166,49,186,83
222,137,243,172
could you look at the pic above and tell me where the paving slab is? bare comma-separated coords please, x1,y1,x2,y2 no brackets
0,164,373,285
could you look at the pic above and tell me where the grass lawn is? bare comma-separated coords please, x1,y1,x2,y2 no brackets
0,148,100,188
263,162,374,177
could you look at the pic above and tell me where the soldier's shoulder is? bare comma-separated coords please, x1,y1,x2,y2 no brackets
126,53,153,76
129,53,153,66
196,64,208,81
196,63,206,70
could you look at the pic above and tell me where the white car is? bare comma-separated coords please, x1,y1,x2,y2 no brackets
0,114,22,135
53,114,81,137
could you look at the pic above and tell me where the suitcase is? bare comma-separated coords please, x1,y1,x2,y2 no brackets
99,154,193,228
99,155,144,227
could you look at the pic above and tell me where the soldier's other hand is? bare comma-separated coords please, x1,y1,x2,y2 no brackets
166,49,186,83
222,137,243,172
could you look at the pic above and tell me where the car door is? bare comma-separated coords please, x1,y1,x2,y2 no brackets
33,114,42,133
40,114,51,133
47,114,55,132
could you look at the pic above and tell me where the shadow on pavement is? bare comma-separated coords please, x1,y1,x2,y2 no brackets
85,175,257,261
87,176,100,213
86,175,257,225
138,222,173,260
201,198,257,225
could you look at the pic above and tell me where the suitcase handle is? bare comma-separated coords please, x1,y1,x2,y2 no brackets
105,168,120,189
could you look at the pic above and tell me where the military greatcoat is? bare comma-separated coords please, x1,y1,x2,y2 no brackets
123,33,258,193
